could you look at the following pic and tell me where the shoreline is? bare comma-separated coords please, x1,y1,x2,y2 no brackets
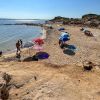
1,26,47,57
1,24,100,66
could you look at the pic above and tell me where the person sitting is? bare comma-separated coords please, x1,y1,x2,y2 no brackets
84,30,93,37
80,28,84,31
59,39,62,45
59,39,65,49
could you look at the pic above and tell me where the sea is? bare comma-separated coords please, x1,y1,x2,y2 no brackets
0,19,46,52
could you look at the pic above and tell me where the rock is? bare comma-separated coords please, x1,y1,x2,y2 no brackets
83,61,93,71
0,85,9,100
34,76,37,81
0,72,11,100
3,73,11,84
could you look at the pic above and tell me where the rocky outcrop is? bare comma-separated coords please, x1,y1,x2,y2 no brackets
50,14,100,28
0,72,11,100
82,14,100,27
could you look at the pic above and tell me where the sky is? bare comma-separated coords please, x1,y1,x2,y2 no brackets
0,0,100,19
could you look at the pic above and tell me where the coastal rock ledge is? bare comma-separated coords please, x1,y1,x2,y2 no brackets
0,62,100,100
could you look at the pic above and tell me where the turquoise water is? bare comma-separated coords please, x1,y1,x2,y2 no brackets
0,19,45,52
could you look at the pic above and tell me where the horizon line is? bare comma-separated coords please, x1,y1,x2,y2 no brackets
0,18,49,20
0,13,100,20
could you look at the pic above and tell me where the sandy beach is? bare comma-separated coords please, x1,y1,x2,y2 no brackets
0,24,100,100
42,25,100,65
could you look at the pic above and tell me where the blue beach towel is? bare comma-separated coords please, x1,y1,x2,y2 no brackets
36,52,49,59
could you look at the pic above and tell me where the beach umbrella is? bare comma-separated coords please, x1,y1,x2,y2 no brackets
59,37,69,42
60,32,70,37
23,41,34,48
33,44,43,51
59,32,70,42
32,38,44,45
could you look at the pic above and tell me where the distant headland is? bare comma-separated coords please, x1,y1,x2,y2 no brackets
48,14,100,28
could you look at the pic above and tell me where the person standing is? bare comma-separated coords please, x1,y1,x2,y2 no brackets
16,40,21,53
19,39,23,48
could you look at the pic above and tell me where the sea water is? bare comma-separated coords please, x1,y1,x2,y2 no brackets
0,19,45,52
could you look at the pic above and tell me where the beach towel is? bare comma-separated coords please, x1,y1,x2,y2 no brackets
36,52,49,59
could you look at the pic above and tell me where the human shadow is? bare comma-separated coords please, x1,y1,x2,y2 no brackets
63,44,76,50
63,49,75,56
23,55,38,62
63,44,76,56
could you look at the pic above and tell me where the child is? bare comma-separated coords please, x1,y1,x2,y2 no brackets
19,39,23,48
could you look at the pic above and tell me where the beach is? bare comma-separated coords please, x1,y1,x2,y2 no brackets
0,24,100,100
42,25,100,65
